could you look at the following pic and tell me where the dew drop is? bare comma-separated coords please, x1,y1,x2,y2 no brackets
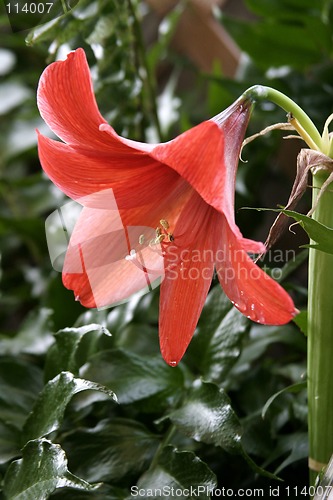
169,360,177,367
75,295,80,302
236,299,247,313
258,311,267,323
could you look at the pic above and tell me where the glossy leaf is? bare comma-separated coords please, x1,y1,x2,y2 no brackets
22,372,117,443
80,348,184,407
0,419,21,464
0,308,53,355
3,439,98,499
50,484,127,499
262,382,307,419
0,357,43,429
137,445,217,500
266,433,308,474
45,323,111,378
189,286,249,382
167,380,279,479
167,380,242,453
62,418,159,482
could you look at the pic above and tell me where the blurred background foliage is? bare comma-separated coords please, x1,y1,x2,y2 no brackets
0,0,332,497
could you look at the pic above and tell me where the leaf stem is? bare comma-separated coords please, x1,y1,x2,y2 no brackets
243,85,322,149
149,424,177,471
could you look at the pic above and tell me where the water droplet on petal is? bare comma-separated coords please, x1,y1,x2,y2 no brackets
236,299,247,313
75,295,80,302
258,312,267,323
169,361,177,367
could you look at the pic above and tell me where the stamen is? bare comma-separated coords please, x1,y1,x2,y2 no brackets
145,219,175,248
160,219,169,230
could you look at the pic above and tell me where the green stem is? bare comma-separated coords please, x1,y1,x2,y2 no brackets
308,170,333,490
149,424,177,471
243,85,322,149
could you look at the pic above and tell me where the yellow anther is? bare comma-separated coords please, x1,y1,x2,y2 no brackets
155,234,166,244
160,219,169,230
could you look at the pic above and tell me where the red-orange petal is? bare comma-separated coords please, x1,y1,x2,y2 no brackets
37,48,156,155
151,99,251,217
159,191,219,366
63,205,165,308
216,215,297,324
37,133,179,208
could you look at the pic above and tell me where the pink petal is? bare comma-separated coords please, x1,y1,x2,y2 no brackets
159,191,218,366
216,215,297,324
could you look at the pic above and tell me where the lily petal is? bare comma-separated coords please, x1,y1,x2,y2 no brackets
37,48,156,156
38,132,179,208
216,216,297,325
151,99,251,218
63,205,165,308
159,191,217,365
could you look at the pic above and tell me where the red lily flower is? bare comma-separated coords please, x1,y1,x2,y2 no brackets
37,49,297,366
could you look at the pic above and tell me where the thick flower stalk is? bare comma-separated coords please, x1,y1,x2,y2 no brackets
37,50,296,366
244,85,333,490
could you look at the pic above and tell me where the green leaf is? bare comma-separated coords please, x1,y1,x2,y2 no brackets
3,439,98,499
262,382,307,419
45,324,111,379
232,324,306,376
0,418,21,464
247,207,333,254
0,308,54,355
222,8,330,70
167,380,242,453
80,348,184,407
189,286,249,382
0,357,43,429
265,433,308,474
281,209,333,254
245,0,324,19
293,310,307,335
62,418,159,482
22,372,117,443
167,380,279,480
136,445,217,500
50,484,127,499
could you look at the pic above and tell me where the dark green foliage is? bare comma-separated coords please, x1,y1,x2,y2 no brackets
2,0,330,496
